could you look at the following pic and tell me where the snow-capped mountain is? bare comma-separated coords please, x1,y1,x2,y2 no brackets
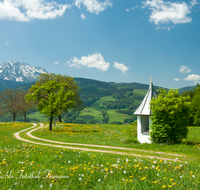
0,61,48,82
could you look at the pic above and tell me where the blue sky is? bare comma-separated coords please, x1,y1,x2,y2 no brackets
0,0,200,89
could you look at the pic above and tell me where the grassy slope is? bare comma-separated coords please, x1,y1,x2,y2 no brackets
78,95,133,123
133,89,148,96
1,122,200,189
31,123,200,166
27,95,134,123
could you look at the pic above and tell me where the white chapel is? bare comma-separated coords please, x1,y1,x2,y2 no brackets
134,77,157,144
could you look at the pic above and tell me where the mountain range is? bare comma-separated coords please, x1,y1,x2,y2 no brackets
0,61,196,93
0,61,47,82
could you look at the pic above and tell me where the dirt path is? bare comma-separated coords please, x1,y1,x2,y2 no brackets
14,123,186,160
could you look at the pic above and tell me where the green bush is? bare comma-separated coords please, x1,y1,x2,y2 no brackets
150,88,190,144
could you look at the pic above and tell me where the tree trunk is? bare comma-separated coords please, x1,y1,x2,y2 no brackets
49,116,53,130
13,114,16,122
58,115,62,122
24,113,26,122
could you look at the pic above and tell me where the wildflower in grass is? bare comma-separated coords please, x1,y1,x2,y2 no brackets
110,170,113,174
117,160,120,163
123,171,126,174
40,185,43,188
141,177,146,180
79,177,82,181
157,173,159,176
152,165,155,169
98,179,101,182
68,161,71,163
174,158,178,162
153,161,157,164
100,164,103,167
126,159,129,163
113,164,118,168
50,183,53,187
179,164,182,167
81,174,84,177
185,161,188,164
180,176,183,178
162,185,166,188
192,175,195,178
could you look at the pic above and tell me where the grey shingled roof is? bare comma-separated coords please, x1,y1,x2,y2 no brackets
134,81,157,115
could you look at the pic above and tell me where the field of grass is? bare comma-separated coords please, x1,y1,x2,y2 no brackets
32,123,200,164
26,95,133,124
0,122,200,189
27,112,48,122
133,89,148,96
79,95,133,123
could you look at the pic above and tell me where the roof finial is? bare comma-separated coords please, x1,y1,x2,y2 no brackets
150,75,153,83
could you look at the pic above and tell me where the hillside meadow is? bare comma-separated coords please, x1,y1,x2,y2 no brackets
0,122,200,189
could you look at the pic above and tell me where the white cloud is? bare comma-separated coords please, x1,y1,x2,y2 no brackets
126,6,138,12
0,0,70,21
190,0,198,7
75,0,113,14
67,53,110,72
80,13,86,19
131,6,138,10
184,74,200,81
142,0,192,26
5,41,9,45
54,62,59,65
174,78,179,81
179,66,191,74
113,62,129,74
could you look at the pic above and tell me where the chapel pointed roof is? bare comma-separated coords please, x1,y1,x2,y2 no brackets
134,77,157,115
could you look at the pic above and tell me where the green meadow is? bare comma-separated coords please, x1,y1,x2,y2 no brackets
26,95,134,124
0,122,200,189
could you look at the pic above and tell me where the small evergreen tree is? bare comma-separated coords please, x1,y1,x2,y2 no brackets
150,88,190,144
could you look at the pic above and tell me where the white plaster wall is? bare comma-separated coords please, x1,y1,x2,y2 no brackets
137,116,151,144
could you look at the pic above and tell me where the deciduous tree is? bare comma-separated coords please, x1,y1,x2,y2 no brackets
26,73,83,130
0,89,21,121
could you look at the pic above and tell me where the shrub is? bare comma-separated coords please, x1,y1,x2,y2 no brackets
150,88,190,144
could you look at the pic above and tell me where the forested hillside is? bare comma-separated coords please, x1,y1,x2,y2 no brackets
1,77,194,124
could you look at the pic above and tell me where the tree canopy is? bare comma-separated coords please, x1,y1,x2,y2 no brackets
150,88,190,144
26,73,83,130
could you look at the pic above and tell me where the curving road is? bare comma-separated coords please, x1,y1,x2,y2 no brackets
14,123,185,160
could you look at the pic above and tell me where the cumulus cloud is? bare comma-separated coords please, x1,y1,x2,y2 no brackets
142,0,193,26
54,62,59,65
75,0,113,14
80,13,86,19
179,66,191,74
184,74,200,81
174,78,179,81
113,62,129,74
67,53,110,72
0,0,70,21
